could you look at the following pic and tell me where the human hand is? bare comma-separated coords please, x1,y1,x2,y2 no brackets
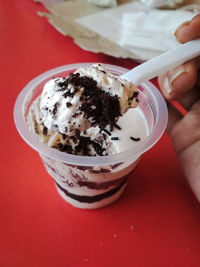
158,14,200,201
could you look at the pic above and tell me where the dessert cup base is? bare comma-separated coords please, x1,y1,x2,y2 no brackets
55,182,127,209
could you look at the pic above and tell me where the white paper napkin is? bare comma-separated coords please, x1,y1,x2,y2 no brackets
121,9,196,52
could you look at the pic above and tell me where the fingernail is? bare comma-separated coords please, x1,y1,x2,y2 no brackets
163,76,172,95
174,21,191,37
169,65,187,86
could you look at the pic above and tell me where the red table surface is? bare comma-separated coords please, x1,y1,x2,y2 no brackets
1,1,200,267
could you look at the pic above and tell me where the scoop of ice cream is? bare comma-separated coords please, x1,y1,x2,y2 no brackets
40,64,139,135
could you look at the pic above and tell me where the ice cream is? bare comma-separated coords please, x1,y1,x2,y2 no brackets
40,63,138,136
26,63,148,208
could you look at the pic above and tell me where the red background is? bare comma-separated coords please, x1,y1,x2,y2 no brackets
1,1,200,266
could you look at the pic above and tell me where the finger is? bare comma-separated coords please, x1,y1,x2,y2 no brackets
178,139,200,203
158,75,200,111
173,101,200,202
166,102,183,135
168,58,199,95
175,14,200,43
170,99,200,154
191,93,200,112
158,58,199,101
178,86,200,110
167,99,200,202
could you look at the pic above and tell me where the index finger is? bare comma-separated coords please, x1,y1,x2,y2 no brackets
175,14,200,43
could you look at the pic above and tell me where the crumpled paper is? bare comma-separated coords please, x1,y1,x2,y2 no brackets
119,9,196,53
36,0,200,61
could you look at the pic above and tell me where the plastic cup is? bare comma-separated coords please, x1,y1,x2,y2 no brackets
14,63,168,209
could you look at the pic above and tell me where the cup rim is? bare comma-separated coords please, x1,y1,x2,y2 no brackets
14,63,168,166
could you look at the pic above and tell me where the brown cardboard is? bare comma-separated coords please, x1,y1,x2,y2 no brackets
37,0,140,59
36,0,200,60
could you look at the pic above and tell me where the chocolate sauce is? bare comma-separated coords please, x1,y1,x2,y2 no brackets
56,180,126,203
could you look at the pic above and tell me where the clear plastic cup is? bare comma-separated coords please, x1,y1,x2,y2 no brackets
14,63,168,209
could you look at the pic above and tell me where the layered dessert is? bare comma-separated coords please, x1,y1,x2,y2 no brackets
27,64,148,208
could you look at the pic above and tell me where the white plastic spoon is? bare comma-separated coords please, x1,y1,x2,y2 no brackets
121,39,200,86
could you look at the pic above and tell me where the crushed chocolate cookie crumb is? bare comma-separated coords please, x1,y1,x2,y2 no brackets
72,113,78,118
61,133,66,139
61,73,121,129
49,72,123,130
55,129,107,156
111,137,119,140
128,91,139,103
114,123,121,130
55,143,73,154
43,126,48,136
100,128,111,136
75,130,107,156
130,136,141,142
56,78,68,91
101,70,106,74
34,120,39,135
133,91,139,98
128,91,139,101
51,102,59,116
102,133,107,140
66,102,72,108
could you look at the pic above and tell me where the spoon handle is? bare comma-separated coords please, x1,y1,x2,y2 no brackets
121,39,200,86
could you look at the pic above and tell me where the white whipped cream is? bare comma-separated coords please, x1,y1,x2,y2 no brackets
40,76,90,135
